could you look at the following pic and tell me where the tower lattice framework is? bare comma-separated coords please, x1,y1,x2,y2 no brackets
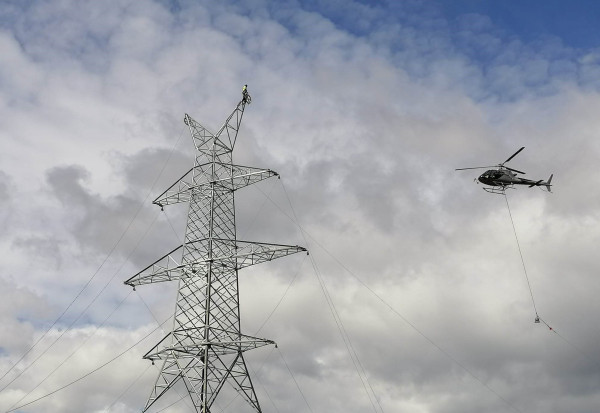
126,89,306,412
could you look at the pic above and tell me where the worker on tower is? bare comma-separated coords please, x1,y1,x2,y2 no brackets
242,84,251,104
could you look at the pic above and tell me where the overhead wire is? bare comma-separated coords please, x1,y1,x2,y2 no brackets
252,180,525,413
537,316,600,368
277,348,314,413
222,119,381,411
5,316,171,413
220,252,308,413
142,365,195,413
105,363,152,411
280,182,384,413
152,393,187,413
238,177,279,241
248,347,281,413
308,255,384,413
0,211,134,386
5,289,135,411
1,124,186,411
254,255,307,335
0,208,162,395
0,124,187,393
112,290,195,413
1,204,185,411
305,233,523,413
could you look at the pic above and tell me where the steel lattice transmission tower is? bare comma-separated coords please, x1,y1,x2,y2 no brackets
125,88,306,412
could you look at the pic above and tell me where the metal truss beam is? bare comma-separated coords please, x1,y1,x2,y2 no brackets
127,89,305,413
125,240,306,287
152,164,279,208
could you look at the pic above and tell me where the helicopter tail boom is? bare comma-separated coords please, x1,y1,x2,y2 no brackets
526,174,553,191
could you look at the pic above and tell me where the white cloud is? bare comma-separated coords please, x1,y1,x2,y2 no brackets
1,1,600,412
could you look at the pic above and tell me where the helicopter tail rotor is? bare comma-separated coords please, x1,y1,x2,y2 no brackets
545,174,553,192
527,174,553,192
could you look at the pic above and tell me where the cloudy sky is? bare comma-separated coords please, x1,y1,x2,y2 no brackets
2,0,600,412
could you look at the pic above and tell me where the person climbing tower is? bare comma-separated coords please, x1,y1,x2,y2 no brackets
242,84,251,104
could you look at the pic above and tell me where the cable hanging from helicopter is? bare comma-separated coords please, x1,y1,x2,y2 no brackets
456,146,555,325
456,147,553,194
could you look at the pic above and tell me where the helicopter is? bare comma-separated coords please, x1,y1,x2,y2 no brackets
456,147,553,194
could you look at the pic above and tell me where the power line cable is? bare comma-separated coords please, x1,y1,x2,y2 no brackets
277,348,314,413
264,180,524,413
0,212,134,387
214,247,307,413
0,125,186,388
248,347,281,413
280,182,383,413
143,364,195,413
106,363,152,411
0,210,161,395
110,289,196,413
538,317,600,368
152,393,187,412
238,177,278,241
5,316,171,413
5,290,134,411
308,254,384,413
254,256,307,335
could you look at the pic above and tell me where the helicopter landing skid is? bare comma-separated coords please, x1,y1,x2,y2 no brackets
483,186,512,195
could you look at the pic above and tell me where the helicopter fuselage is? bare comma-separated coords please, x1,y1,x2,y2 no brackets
478,169,552,191
478,169,518,186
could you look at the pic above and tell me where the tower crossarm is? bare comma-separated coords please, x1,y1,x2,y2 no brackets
152,167,195,207
124,245,192,287
204,163,278,191
125,239,307,287
153,163,278,208
143,330,275,362
228,240,307,270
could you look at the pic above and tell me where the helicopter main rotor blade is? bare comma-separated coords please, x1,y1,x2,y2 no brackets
502,146,525,165
504,166,526,174
455,166,496,171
